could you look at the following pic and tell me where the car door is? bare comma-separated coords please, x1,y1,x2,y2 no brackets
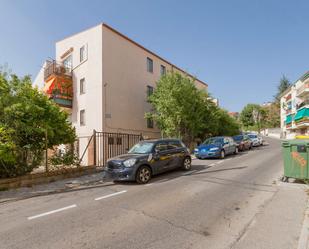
244,135,250,149
223,137,231,154
167,140,185,169
153,142,173,173
228,137,236,153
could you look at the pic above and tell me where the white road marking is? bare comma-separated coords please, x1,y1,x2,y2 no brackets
209,163,216,166
95,190,127,201
28,204,77,220
217,161,224,164
145,183,153,186
182,170,198,176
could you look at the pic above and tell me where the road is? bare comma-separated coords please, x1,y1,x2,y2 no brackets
0,138,297,249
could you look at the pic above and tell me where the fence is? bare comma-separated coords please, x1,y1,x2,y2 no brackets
78,130,143,167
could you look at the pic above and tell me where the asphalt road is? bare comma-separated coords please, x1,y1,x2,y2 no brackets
0,138,286,249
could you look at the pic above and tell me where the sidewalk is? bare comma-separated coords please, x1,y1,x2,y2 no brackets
0,171,110,203
233,182,309,249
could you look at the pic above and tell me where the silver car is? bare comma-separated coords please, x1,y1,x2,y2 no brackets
248,134,261,146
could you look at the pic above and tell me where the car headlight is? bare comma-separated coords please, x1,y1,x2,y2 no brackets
209,147,219,151
123,158,137,167
194,148,199,152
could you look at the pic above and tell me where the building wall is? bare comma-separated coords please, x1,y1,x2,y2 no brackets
101,24,208,139
280,77,309,139
55,24,103,164
56,24,103,137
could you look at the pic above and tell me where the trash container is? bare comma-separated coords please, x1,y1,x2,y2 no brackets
282,139,309,180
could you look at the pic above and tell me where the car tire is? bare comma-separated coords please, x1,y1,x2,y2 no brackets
182,157,192,171
234,147,239,155
220,150,225,159
136,166,152,184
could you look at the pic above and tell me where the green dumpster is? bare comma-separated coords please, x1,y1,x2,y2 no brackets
282,139,309,180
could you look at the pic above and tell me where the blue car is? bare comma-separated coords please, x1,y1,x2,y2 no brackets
194,136,238,159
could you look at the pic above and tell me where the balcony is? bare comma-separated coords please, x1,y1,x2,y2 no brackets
294,107,309,128
296,83,309,98
43,60,73,108
44,60,72,81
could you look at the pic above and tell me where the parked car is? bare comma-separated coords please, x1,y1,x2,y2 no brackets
105,139,191,184
257,135,264,146
248,134,261,146
194,136,238,159
233,135,252,151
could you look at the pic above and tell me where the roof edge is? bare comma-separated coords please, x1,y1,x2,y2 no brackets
55,22,208,87
102,23,208,87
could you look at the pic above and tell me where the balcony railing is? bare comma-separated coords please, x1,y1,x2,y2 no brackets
296,83,309,97
44,60,72,80
285,94,292,101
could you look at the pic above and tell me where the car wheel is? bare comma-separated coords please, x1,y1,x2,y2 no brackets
234,147,239,155
220,150,225,159
182,157,192,171
136,166,151,184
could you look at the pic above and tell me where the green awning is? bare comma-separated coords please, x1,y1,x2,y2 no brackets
285,114,292,124
294,108,309,121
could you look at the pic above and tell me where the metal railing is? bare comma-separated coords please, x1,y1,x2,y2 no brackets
297,83,309,96
94,131,143,167
44,60,72,80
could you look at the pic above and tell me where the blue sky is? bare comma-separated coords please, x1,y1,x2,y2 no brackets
1,0,309,111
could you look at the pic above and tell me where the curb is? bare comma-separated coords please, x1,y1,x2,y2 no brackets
298,196,309,249
0,177,114,205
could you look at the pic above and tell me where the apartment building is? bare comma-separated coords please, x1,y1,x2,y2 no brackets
280,71,309,139
34,23,208,164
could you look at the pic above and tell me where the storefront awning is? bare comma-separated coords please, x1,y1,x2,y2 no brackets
43,78,55,95
285,114,292,124
294,108,309,121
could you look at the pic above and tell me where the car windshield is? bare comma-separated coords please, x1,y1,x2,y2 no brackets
248,134,257,138
203,137,223,145
128,142,155,154
233,135,243,141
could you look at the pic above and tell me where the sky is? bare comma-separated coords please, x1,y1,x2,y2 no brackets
1,0,309,111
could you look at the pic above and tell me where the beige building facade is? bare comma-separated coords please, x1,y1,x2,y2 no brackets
34,23,208,164
280,71,309,139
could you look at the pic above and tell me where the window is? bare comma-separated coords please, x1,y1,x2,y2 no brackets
168,141,182,149
80,110,85,126
147,57,153,73
116,137,122,145
147,117,154,128
108,137,114,145
80,78,85,94
147,85,153,97
155,142,168,152
80,46,85,62
63,55,72,69
160,65,166,76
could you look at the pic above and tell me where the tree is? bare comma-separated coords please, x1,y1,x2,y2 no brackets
213,109,240,136
0,72,76,178
261,104,280,128
147,72,240,145
274,75,291,103
240,104,263,131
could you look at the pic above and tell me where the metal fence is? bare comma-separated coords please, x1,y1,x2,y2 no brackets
93,131,143,166
77,131,143,167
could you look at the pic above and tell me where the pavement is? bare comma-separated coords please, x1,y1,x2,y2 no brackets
0,137,308,249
